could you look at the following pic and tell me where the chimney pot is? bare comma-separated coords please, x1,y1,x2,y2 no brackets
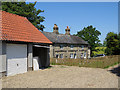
53,24,59,34
65,26,70,35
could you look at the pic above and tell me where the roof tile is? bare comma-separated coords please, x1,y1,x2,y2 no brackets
0,11,52,44
42,31,88,44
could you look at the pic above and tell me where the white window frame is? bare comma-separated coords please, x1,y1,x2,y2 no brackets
81,45,84,50
56,54,59,58
70,53,74,58
84,52,86,58
81,53,84,58
71,45,74,49
74,53,77,59
60,45,63,50
60,54,63,59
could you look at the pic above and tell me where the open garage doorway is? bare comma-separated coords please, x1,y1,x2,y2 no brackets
33,45,50,70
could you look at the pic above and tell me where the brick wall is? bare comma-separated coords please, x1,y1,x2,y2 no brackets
50,44,90,59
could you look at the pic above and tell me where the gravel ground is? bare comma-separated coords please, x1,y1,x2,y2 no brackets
2,65,119,88
0,79,2,89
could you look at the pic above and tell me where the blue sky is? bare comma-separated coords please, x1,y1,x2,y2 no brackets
33,2,118,44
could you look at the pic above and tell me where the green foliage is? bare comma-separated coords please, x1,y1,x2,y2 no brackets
97,43,103,47
93,47,107,56
105,32,120,55
2,1,45,31
103,40,107,47
75,25,101,57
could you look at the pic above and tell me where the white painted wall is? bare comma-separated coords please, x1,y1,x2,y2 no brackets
28,43,33,68
6,44,27,76
2,42,6,72
88,49,91,58
33,57,39,71
0,41,2,74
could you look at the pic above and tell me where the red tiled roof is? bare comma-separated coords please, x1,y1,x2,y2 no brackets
0,11,52,44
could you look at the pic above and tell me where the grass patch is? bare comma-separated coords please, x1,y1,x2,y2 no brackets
104,62,120,69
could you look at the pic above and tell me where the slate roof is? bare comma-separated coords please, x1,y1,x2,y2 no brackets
42,31,88,45
0,11,52,44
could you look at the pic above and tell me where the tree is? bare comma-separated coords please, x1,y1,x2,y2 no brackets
75,25,101,57
2,1,45,31
103,40,107,47
93,47,107,56
105,32,120,55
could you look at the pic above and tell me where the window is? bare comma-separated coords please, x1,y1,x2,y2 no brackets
60,54,63,58
70,53,74,58
81,53,84,58
81,45,84,50
60,45,63,49
56,54,59,58
71,45,74,49
84,52,86,58
74,53,77,59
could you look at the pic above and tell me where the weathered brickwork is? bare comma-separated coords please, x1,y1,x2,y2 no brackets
50,44,90,59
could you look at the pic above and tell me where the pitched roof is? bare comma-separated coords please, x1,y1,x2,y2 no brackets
0,11,52,44
42,31,88,45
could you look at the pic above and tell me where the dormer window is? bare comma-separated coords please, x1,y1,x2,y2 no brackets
60,45,63,49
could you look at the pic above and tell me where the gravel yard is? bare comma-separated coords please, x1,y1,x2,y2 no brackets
2,65,119,88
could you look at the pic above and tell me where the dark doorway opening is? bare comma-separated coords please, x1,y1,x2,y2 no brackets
33,46,50,69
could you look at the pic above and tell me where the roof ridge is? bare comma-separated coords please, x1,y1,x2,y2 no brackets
43,31,73,36
43,31,65,35
1,10,27,20
42,31,88,44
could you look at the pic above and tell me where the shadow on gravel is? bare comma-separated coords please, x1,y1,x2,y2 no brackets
109,66,120,77
40,66,53,70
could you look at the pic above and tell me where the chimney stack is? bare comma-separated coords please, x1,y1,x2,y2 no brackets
53,24,59,34
65,26,70,35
